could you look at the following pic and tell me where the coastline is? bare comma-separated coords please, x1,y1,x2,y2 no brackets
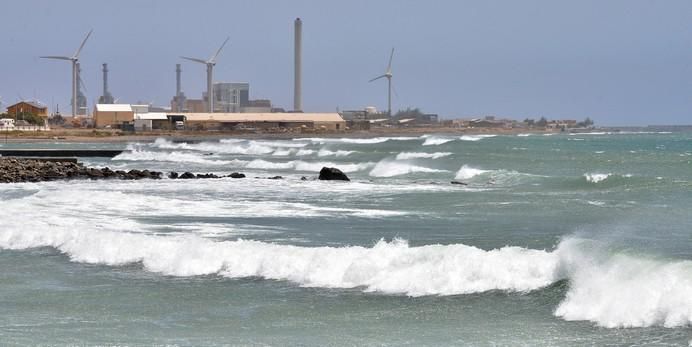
0,127,559,144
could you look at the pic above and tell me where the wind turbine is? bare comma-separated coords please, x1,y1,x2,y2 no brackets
40,29,93,117
369,48,394,117
181,37,230,113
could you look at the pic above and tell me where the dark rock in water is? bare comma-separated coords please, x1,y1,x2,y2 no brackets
168,171,179,179
179,172,196,179
196,173,219,179
228,172,245,178
267,176,283,180
318,167,349,181
300,176,308,181
451,180,468,185
86,168,104,178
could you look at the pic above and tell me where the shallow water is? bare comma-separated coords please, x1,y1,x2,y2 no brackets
1,132,691,345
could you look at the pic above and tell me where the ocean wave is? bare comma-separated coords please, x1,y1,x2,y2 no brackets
455,165,491,180
113,150,232,165
150,138,306,156
2,208,691,328
459,134,497,142
236,159,374,173
369,160,448,177
421,136,455,146
395,152,452,160
554,238,692,328
294,137,418,145
454,165,544,186
317,149,356,157
584,173,611,183
0,226,559,296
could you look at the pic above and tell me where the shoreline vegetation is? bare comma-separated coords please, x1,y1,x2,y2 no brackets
0,126,561,143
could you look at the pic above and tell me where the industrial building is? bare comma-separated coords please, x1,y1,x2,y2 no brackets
212,82,249,112
93,104,134,128
183,113,345,131
94,103,345,131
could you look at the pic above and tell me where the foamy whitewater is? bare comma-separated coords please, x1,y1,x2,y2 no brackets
2,132,692,346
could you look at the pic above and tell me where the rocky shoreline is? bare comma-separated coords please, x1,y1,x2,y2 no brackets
0,158,349,183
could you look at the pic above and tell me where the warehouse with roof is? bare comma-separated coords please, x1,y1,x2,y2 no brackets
93,103,345,131
182,112,345,131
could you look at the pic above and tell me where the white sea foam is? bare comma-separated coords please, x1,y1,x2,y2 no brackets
369,160,448,177
295,149,315,156
295,137,418,145
459,134,497,142
584,173,611,183
113,150,232,165
421,136,455,146
271,148,294,156
455,165,490,180
2,192,691,328
554,238,692,328
317,149,355,157
239,159,373,173
0,221,560,296
395,152,452,160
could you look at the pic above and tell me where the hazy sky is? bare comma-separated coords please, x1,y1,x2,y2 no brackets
0,0,690,125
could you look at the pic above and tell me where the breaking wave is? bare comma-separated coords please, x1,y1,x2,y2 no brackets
395,152,452,160
317,149,356,157
113,150,231,165
459,134,497,142
294,137,418,145
369,160,448,177
1,210,691,329
421,136,455,146
230,159,374,173
455,165,490,180
554,238,692,328
454,165,544,186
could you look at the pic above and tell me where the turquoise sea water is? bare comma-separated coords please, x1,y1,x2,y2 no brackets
1,132,691,346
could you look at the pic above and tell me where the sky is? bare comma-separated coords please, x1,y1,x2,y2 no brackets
0,0,690,126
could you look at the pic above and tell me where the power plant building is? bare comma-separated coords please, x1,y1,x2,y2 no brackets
212,82,249,112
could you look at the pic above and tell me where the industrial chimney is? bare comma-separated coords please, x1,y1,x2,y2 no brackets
98,63,114,104
176,64,182,98
294,17,302,112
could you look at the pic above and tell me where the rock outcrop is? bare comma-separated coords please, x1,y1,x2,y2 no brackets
0,158,163,183
318,167,350,181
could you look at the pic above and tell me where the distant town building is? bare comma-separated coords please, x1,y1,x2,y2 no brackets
6,101,48,118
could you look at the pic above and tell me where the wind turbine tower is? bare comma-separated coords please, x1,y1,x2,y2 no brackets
181,37,230,113
294,18,302,112
369,48,395,117
40,29,93,116
75,62,87,114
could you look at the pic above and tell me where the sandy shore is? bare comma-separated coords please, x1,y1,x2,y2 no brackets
0,127,559,144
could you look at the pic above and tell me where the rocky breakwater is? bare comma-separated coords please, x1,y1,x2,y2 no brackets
0,158,163,183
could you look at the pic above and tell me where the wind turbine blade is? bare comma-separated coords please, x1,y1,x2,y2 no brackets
181,56,208,64
73,29,93,58
387,47,394,73
40,56,72,61
210,37,230,62
369,74,387,82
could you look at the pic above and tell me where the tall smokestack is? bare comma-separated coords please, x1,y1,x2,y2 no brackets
294,17,302,112
176,64,181,97
98,63,114,104
102,63,109,97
